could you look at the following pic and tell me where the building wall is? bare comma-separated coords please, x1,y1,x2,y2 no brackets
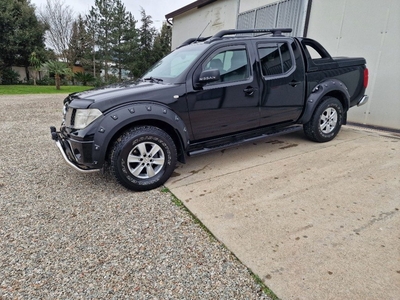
238,0,276,12
307,0,400,130
170,0,239,49
12,67,27,82
72,66,84,74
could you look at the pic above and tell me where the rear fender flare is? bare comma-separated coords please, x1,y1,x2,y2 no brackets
92,103,190,166
298,79,350,124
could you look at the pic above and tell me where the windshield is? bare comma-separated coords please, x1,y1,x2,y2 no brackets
142,44,208,83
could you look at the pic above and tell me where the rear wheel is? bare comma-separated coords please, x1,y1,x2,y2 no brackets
110,126,177,191
303,97,344,142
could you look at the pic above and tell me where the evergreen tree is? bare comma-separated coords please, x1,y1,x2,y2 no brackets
88,0,119,82
120,13,139,80
0,0,46,80
86,0,140,82
135,8,157,77
153,23,172,63
85,9,99,77
110,1,137,81
68,15,92,69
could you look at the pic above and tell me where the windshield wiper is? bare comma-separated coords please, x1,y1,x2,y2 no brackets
143,77,163,83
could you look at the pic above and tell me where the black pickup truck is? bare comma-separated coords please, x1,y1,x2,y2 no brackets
50,28,369,191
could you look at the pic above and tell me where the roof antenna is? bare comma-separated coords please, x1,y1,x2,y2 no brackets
196,20,211,42
177,21,212,48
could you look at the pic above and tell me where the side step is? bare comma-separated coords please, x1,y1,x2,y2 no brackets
188,125,303,156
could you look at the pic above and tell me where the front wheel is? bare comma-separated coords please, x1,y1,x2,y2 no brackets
109,126,177,191
303,97,344,142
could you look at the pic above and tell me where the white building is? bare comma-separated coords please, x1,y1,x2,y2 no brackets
166,0,400,130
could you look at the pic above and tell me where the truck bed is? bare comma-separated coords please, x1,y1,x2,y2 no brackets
308,57,366,71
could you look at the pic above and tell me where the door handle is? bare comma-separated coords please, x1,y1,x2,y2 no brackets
243,86,256,96
289,80,301,87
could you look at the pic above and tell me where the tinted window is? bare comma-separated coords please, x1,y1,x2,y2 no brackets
258,43,293,76
204,49,250,84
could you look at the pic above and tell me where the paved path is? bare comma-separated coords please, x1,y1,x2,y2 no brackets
166,126,400,300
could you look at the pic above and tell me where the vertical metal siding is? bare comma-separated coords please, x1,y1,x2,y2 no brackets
254,4,278,29
276,0,302,34
237,9,257,29
238,0,309,36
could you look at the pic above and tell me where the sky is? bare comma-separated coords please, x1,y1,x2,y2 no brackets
30,0,195,29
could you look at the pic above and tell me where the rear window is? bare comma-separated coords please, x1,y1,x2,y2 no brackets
258,43,293,76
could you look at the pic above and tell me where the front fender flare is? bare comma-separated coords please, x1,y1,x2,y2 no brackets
92,103,190,166
298,79,350,124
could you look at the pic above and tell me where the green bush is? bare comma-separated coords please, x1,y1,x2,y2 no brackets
1,68,20,84
74,72,95,86
92,76,103,88
61,78,72,86
36,75,55,86
106,74,119,85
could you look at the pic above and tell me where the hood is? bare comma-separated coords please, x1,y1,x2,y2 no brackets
67,81,186,112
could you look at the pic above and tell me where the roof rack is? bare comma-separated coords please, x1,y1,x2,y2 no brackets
177,28,293,49
212,28,292,39
177,36,211,48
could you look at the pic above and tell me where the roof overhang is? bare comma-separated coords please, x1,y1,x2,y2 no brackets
165,0,218,19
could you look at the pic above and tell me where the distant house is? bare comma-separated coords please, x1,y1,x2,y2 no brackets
72,64,84,74
9,62,84,84
10,66,46,83
166,0,400,130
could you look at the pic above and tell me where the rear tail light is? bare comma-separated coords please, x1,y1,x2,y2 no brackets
363,68,369,88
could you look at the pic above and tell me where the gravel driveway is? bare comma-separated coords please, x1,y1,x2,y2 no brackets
0,94,271,299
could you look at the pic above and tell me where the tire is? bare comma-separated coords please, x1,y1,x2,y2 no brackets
303,96,344,143
109,126,177,191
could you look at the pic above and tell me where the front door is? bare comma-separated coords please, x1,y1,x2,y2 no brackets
186,45,260,140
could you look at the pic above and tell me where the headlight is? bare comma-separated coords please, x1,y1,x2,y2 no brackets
72,109,103,129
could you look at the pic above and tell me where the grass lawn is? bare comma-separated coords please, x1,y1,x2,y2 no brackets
0,85,94,95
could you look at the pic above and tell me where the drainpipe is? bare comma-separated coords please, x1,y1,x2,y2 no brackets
235,0,241,28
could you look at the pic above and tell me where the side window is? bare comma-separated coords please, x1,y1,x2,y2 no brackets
258,43,293,76
203,48,250,84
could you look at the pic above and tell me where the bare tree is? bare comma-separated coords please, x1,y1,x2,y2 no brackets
37,0,75,64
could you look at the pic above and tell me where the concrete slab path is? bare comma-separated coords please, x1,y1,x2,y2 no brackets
166,126,400,300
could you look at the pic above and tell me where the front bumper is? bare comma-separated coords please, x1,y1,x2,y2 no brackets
50,126,100,173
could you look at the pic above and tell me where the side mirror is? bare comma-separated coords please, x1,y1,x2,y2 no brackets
198,69,221,85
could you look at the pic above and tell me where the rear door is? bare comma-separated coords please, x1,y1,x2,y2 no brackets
257,39,305,126
186,44,260,140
